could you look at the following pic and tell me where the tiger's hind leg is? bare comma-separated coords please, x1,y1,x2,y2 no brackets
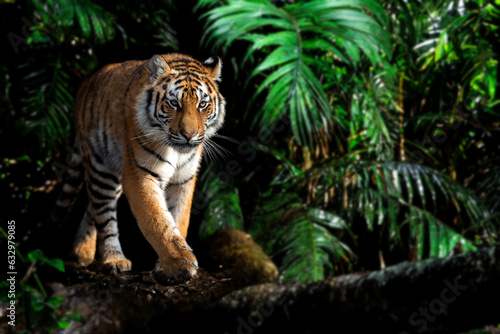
73,203,97,266
84,164,131,274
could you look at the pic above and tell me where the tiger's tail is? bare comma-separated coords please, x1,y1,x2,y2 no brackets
50,145,84,226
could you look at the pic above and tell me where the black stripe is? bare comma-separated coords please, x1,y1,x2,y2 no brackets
88,161,120,184
149,93,165,128
135,161,160,179
171,57,196,64
173,78,186,86
159,115,169,124
191,78,202,87
153,93,164,124
92,200,110,210
130,148,160,179
207,94,220,126
88,173,116,191
135,137,173,166
103,233,118,241
179,151,197,168
160,104,168,115
205,81,213,94
97,205,116,216
145,88,154,112
169,174,195,186
155,91,161,112
95,217,115,230
162,77,170,85
88,184,115,201
174,69,203,77
154,91,165,122
150,121,163,128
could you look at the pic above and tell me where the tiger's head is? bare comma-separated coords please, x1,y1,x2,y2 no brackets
136,54,226,153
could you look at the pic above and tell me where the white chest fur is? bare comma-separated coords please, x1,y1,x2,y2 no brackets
159,147,201,185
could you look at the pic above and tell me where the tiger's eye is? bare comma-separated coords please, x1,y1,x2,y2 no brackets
199,101,207,108
168,99,179,109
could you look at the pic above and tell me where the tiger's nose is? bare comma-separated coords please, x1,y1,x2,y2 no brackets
180,131,197,141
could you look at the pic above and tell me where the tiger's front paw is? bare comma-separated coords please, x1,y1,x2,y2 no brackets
153,238,198,285
100,258,132,274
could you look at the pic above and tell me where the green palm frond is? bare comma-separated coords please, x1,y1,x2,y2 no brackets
252,154,493,281
20,54,74,153
472,162,500,224
69,0,116,42
278,207,351,282
304,159,492,259
249,187,352,283
14,0,120,155
348,78,399,159
29,0,116,44
202,0,392,146
196,164,244,240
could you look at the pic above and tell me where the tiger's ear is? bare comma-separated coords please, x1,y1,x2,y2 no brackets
203,56,222,82
149,55,170,84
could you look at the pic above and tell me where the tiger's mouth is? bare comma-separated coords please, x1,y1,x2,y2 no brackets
167,136,203,152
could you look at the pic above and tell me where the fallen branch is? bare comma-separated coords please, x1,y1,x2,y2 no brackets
212,243,500,333
53,243,500,333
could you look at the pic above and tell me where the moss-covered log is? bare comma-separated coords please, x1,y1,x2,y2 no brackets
213,243,500,333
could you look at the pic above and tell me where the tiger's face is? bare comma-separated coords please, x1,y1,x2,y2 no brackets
137,54,225,153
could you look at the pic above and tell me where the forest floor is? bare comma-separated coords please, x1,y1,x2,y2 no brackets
4,241,500,334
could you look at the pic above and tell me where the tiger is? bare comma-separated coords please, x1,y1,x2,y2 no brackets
51,53,226,283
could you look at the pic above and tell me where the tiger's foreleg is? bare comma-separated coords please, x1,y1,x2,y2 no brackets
123,157,198,284
166,176,197,239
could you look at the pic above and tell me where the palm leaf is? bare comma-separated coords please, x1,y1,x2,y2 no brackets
271,206,351,283
202,0,392,146
310,159,491,259
196,164,244,240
